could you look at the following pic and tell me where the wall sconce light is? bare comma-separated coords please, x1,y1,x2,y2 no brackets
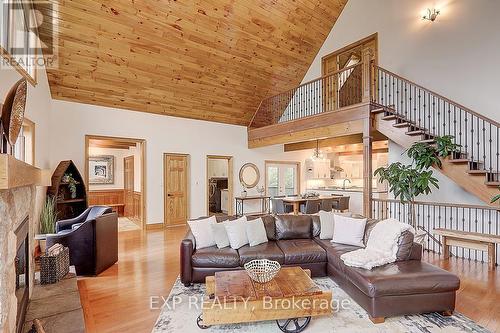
422,8,440,22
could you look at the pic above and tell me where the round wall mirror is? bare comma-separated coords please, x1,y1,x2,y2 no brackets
239,163,260,189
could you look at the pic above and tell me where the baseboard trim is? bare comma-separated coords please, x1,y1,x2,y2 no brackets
146,223,164,230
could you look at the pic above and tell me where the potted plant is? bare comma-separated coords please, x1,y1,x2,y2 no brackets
36,196,58,253
62,173,79,199
375,135,460,244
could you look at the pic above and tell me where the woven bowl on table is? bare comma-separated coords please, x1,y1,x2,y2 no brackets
244,259,281,283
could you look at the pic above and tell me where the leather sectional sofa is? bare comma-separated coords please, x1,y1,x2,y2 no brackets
180,214,460,323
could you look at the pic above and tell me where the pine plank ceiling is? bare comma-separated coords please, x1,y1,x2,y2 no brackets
42,0,348,126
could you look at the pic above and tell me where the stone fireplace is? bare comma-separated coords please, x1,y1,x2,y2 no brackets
0,185,37,333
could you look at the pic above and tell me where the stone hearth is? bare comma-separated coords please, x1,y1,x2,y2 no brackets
0,186,37,333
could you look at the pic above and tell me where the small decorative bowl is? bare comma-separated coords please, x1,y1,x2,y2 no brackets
244,259,281,283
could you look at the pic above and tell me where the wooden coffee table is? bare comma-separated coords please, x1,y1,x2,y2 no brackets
197,267,332,332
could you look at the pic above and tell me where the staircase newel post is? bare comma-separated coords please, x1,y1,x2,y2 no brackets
363,109,374,218
361,48,373,103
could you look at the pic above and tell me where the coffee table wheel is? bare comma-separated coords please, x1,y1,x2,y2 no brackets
276,317,311,333
196,314,211,329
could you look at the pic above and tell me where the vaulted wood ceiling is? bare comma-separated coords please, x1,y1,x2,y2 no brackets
41,0,347,126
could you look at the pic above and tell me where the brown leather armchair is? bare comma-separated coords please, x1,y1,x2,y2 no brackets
46,206,118,276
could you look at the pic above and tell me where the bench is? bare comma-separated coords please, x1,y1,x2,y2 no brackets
433,228,500,269
106,203,125,216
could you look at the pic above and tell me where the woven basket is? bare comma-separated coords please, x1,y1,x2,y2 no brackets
244,259,281,283
40,246,69,285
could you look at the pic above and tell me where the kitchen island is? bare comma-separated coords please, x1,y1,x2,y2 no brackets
307,187,388,215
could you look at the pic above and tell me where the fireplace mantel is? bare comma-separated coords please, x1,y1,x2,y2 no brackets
0,154,42,190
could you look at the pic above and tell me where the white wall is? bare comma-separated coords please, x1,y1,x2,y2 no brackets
303,0,500,122
50,100,306,224
302,0,500,205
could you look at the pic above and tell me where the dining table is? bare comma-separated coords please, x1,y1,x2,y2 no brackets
282,195,343,215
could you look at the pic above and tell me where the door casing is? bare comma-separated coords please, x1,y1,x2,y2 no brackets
206,155,234,216
84,134,146,229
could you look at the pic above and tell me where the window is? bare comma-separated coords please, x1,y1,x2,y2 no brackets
1,0,38,84
13,118,35,165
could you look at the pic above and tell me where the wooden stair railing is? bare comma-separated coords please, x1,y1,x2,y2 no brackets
249,62,363,128
371,64,500,204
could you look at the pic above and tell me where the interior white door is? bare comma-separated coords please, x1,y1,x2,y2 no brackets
266,163,299,197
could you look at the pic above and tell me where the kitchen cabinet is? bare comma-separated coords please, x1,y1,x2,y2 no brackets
305,159,330,179
208,159,228,178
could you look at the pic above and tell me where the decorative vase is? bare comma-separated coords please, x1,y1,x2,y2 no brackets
241,190,247,198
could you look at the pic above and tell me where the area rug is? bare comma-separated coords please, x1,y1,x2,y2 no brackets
152,277,489,333
118,217,140,232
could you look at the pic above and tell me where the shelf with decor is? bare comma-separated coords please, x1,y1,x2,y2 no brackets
47,160,88,220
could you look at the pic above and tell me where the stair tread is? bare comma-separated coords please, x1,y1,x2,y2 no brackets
382,115,398,120
485,181,500,186
393,122,411,128
449,159,469,163
467,169,487,174
406,130,425,135
371,104,396,114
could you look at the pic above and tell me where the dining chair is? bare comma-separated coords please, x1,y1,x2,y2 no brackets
333,196,350,212
300,199,321,214
271,198,293,214
320,198,335,212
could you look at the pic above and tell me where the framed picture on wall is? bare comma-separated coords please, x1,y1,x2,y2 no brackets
89,155,114,184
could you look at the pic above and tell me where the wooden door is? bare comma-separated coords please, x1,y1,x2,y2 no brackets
124,156,134,218
164,154,189,226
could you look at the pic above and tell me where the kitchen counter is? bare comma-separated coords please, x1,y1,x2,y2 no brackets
307,187,388,194
306,188,388,215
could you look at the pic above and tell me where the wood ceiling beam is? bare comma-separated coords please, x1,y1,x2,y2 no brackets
248,103,370,148
284,132,387,152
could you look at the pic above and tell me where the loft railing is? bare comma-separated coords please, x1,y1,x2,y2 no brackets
249,62,363,128
372,65,500,180
250,62,500,181
372,198,500,265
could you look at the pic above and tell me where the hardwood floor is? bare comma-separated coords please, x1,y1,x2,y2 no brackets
78,226,187,333
78,227,500,332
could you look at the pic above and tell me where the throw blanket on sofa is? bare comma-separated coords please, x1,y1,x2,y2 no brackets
341,218,414,270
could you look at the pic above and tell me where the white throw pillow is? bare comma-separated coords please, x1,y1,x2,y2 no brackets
319,210,335,239
246,218,268,246
332,215,367,247
211,221,230,249
224,216,249,249
187,216,217,249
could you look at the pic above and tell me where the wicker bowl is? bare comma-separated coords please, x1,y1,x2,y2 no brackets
244,259,281,283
